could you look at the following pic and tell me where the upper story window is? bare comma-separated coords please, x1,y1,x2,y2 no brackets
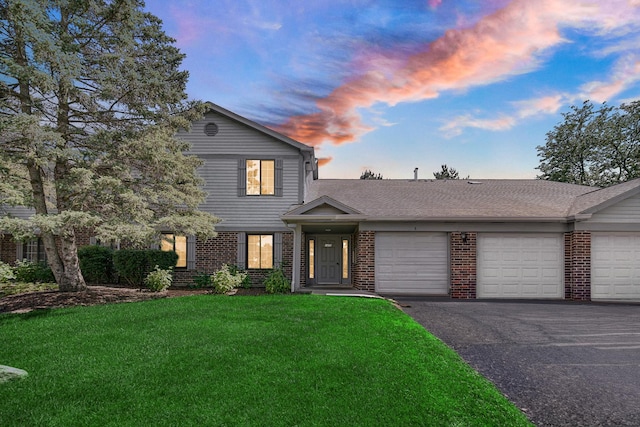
161,233,187,268
246,160,275,195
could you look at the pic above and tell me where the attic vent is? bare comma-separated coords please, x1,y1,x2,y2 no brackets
467,181,483,185
204,122,219,137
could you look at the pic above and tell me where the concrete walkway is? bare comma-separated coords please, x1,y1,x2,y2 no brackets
300,286,381,298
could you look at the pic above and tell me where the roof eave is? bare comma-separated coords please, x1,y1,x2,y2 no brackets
364,216,571,223
282,215,572,223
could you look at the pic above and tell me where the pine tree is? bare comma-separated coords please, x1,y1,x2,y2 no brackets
0,0,218,291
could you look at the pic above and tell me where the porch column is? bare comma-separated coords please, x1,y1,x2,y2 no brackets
290,224,302,292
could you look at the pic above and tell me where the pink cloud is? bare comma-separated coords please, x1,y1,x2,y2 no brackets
428,0,443,9
317,157,333,167
580,53,640,102
440,115,516,137
514,95,565,118
273,0,640,146
169,7,218,48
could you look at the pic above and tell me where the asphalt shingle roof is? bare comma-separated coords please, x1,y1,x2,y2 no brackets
568,178,640,216
304,179,599,219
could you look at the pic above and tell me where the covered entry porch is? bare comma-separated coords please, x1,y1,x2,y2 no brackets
281,196,365,292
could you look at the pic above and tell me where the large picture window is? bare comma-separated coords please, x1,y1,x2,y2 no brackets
247,234,273,269
161,234,187,268
246,160,275,195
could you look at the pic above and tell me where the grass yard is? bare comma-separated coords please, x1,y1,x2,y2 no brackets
0,295,531,426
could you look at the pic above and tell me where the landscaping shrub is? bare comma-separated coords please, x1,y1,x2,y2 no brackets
264,267,290,294
144,266,173,292
113,249,178,287
212,264,248,294
0,261,16,283
78,246,115,284
227,264,252,288
14,260,55,283
191,272,213,288
147,250,179,271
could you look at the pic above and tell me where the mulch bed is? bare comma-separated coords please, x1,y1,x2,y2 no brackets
0,286,268,314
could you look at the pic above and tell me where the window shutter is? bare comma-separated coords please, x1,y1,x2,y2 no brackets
238,159,246,197
187,235,196,270
275,159,283,197
89,236,97,245
237,232,246,269
274,232,283,267
150,242,159,250
16,242,23,261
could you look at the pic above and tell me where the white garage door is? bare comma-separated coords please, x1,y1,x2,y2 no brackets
592,233,640,300
375,232,448,295
478,234,563,299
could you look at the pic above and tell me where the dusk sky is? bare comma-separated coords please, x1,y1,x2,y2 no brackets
145,0,640,180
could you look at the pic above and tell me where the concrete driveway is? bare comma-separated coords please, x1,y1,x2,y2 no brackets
394,298,640,426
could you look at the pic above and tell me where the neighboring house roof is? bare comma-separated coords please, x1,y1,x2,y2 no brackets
291,179,598,221
204,102,314,154
568,178,640,216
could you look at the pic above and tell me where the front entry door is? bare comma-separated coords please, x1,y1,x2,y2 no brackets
318,236,341,284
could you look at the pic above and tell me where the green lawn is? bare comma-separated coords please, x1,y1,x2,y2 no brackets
0,295,531,426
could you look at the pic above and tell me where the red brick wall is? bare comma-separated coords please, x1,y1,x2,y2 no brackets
564,233,572,299
566,231,591,301
173,231,294,288
353,230,375,291
0,235,17,265
174,231,237,286
300,232,307,287
450,232,477,299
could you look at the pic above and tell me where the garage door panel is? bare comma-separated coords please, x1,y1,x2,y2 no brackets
592,233,640,300
375,232,448,295
478,234,563,299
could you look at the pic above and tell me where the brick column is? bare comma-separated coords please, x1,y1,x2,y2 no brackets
353,231,375,291
450,232,477,299
567,231,591,301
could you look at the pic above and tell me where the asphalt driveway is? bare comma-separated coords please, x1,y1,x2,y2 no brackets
395,298,640,426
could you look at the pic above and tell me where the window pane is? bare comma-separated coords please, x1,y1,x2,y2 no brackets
248,234,273,269
25,240,38,262
246,160,261,195
309,239,315,279
261,235,273,268
342,239,349,279
161,234,174,252
248,235,261,269
261,160,275,195
175,236,187,268
162,234,187,268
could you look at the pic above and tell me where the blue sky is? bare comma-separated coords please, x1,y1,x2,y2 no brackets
145,0,640,180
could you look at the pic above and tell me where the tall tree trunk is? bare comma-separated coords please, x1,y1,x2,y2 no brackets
47,6,86,293
58,230,87,292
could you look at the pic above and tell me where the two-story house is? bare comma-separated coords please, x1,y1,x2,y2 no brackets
4,102,640,301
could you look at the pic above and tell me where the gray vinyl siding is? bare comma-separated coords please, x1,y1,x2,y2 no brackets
197,157,301,230
1,206,36,220
178,111,306,231
588,194,640,223
179,111,302,157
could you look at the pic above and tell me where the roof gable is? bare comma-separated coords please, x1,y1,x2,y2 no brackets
284,196,362,216
204,102,313,154
570,178,640,216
